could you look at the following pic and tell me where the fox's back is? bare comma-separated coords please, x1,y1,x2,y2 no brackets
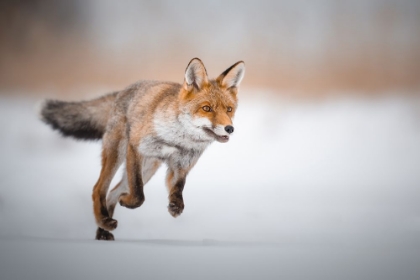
121,81,181,119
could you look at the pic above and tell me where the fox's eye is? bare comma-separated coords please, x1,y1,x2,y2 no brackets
227,107,232,112
202,106,212,112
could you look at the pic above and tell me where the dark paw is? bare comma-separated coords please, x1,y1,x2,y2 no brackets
95,228,115,241
168,201,184,218
101,217,118,231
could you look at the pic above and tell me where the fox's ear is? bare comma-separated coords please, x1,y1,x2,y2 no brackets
184,58,208,90
217,61,245,89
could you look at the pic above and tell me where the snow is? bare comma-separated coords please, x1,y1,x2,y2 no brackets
0,93,419,279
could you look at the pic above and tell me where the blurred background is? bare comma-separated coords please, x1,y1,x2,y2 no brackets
1,1,420,279
0,0,419,96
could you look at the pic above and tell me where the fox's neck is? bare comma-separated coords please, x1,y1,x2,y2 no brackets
153,110,213,152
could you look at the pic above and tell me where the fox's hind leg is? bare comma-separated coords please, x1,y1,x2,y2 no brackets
118,144,150,209
97,152,161,241
106,174,128,218
92,125,125,233
107,157,161,214
95,177,126,241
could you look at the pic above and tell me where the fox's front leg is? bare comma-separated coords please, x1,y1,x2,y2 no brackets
166,169,187,217
119,143,145,208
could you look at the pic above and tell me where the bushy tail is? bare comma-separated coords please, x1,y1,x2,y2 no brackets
40,92,118,140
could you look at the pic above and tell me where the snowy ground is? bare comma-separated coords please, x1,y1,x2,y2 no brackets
0,92,420,279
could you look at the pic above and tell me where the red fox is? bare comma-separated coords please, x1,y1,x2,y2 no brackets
40,58,245,240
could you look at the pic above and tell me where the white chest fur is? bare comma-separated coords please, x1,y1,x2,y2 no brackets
138,136,205,169
137,112,213,169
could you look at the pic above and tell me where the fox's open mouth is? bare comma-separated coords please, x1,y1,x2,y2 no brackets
203,128,229,143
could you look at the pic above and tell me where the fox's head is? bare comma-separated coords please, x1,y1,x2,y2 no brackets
179,58,245,143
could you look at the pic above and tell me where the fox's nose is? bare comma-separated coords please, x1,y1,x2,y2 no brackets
225,125,234,134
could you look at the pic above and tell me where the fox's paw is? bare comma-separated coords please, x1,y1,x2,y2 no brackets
119,193,145,209
168,200,184,218
99,217,118,231
95,228,115,241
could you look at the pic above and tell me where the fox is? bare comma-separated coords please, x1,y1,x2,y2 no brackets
40,58,245,240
